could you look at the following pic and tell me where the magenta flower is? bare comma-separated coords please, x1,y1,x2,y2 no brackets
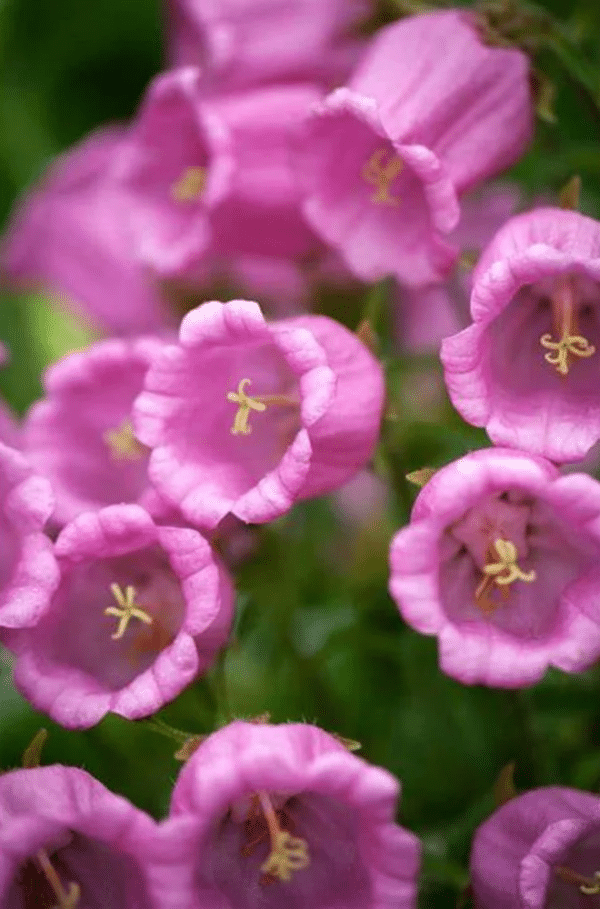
115,66,232,276
166,0,368,92
5,504,234,728
0,442,58,629
168,720,421,909
396,183,520,353
298,10,533,286
442,207,600,462
23,336,168,526
133,299,385,529
0,763,186,909
388,447,600,688
471,786,600,909
202,84,322,263
0,127,175,337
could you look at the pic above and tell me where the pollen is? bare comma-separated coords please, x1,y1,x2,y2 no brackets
171,166,207,203
361,147,403,206
540,275,595,375
105,583,153,640
103,419,145,461
36,848,81,909
475,538,536,614
226,378,297,436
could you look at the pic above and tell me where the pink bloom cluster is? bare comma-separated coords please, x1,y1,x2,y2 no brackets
0,722,421,909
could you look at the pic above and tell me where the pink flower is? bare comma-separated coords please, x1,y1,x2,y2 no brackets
23,336,168,526
0,442,58,629
442,207,600,463
166,0,368,92
396,183,520,353
0,763,185,909
0,127,175,337
388,447,600,688
133,300,385,529
5,504,234,728
168,720,421,909
298,10,533,286
471,786,600,909
114,67,233,276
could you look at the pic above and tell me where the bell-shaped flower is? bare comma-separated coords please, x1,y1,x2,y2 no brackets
389,447,600,688
0,763,188,909
4,504,234,728
113,66,233,276
0,127,175,337
0,442,58,629
133,299,385,529
23,336,168,526
471,785,600,909
167,720,421,909
442,207,600,462
166,0,368,92
298,10,533,286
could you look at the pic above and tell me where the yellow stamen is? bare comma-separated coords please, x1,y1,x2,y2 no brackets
226,378,297,436
36,849,80,909
474,538,536,614
105,584,153,640
556,865,600,895
257,791,309,883
171,166,207,203
540,276,595,375
103,419,145,461
361,147,403,206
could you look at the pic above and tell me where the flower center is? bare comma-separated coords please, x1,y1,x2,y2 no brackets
35,848,80,909
555,865,600,895
104,583,153,640
240,791,310,885
103,419,145,461
539,276,595,375
474,537,537,615
361,147,403,206
171,166,207,203
226,378,297,436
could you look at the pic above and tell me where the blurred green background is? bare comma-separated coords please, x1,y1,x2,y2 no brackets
2,1,600,906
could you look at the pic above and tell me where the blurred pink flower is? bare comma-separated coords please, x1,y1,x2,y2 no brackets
396,183,520,353
298,10,533,286
0,127,176,336
165,0,368,92
134,300,385,529
24,336,168,526
442,207,600,462
389,447,600,687
0,442,58,629
0,763,183,909
6,504,234,728
168,720,421,909
471,786,600,909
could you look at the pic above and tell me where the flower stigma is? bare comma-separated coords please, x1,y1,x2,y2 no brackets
539,276,595,375
103,419,145,461
105,583,153,640
171,166,207,202
361,147,403,206
475,538,536,615
240,791,310,885
226,378,297,436
35,848,81,909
